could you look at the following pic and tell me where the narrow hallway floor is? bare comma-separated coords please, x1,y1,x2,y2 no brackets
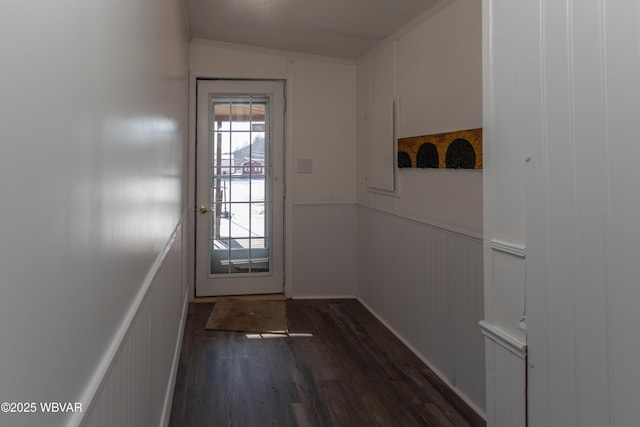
169,299,485,426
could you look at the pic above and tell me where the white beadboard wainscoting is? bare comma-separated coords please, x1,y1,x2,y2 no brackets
480,238,527,427
291,203,358,298
77,222,188,427
357,206,485,415
480,321,526,427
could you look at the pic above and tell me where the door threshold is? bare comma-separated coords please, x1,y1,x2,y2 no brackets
194,293,286,303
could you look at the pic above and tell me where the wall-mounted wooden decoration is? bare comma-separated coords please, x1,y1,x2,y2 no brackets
397,128,482,170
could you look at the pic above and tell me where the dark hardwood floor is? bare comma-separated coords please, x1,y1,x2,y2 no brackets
169,299,485,427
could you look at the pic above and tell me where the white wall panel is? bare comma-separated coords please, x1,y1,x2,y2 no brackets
357,0,483,237
397,169,484,237
370,42,396,104
287,58,357,204
397,0,482,138
483,337,526,427
189,41,357,298
0,0,189,425
150,224,186,427
487,0,640,425
525,0,612,425
82,297,152,427
491,251,525,342
190,40,289,75
356,59,372,203
451,234,486,405
603,1,640,424
482,0,537,422
484,0,534,245
355,0,485,416
81,225,188,427
291,204,357,298
358,206,485,414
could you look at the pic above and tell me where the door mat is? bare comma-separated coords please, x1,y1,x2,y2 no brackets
205,298,288,333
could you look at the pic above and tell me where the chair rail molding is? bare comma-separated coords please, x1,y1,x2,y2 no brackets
490,239,526,258
479,321,527,359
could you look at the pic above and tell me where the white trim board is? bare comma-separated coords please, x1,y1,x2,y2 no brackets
479,321,527,359
290,295,356,300
490,239,526,258
358,204,483,242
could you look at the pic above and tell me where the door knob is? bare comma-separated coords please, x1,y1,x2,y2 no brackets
199,205,208,214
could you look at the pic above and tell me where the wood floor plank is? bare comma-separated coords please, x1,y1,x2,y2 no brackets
169,299,485,427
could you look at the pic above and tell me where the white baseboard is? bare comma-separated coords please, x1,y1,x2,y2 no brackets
290,294,356,300
357,297,487,421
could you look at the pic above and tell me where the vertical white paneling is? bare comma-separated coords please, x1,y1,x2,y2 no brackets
493,344,512,427
526,0,615,425
356,59,372,203
150,223,185,427
489,0,640,425
80,224,188,427
542,3,579,424
83,294,152,427
484,339,497,426
604,1,640,424
291,204,358,298
567,1,610,425
481,324,527,427
491,251,526,342
494,342,525,427
357,206,485,415
483,0,537,423
452,235,486,405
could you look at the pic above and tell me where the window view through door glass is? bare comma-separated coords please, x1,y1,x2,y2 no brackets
209,95,271,275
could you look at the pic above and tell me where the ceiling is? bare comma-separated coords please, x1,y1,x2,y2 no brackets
185,0,441,59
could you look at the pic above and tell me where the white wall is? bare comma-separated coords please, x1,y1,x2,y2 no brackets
293,204,357,297
358,207,485,411
0,0,189,425
481,0,534,424
485,0,640,426
356,0,485,415
357,0,483,237
189,40,358,298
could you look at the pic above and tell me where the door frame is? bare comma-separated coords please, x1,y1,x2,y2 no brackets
195,79,284,296
186,71,294,300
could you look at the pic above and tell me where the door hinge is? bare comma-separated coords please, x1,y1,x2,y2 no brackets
284,96,287,113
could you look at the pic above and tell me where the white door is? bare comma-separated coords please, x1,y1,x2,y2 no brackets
195,80,285,296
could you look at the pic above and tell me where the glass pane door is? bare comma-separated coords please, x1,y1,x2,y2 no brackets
196,79,284,297
209,95,271,275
